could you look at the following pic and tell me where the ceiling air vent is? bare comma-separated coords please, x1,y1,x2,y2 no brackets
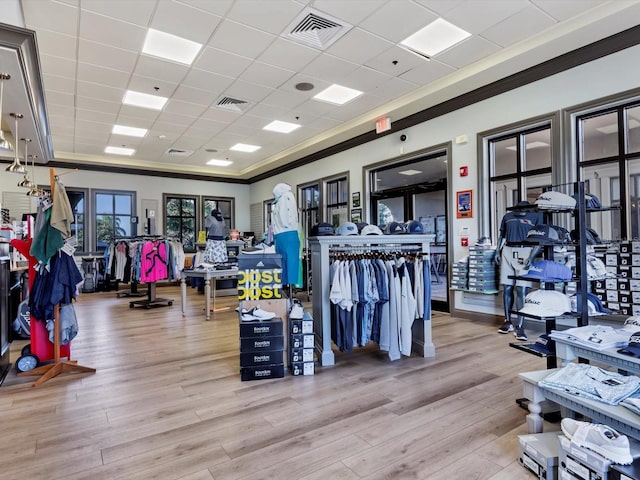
165,148,193,157
283,8,352,50
215,96,251,113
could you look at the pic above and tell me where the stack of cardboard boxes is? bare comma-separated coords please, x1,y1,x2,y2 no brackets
592,242,640,316
289,311,314,376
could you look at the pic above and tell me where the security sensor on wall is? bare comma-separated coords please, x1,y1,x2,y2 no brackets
400,134,407,142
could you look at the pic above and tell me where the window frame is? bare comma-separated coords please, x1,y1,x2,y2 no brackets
93,188,136,252
163,193,199,252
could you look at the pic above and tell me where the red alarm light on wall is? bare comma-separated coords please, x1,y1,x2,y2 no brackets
461,237,469,247
460,165,468,177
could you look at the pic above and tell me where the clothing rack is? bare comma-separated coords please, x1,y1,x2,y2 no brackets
18,168,95,386
309,234,435,366
128,238,176,309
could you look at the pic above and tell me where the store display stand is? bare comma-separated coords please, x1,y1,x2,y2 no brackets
116,280,147,298
129,282,173,309
17,168,95,386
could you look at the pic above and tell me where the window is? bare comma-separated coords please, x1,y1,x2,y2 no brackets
164,194,197,250
67,188,87,253
203,196,234,238
324,176,348,228
94,190,135,251
298,182,319,237
577,101,640,240
487,124,552,241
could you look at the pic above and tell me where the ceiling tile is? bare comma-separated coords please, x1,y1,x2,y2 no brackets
246,102,290,120
150,0,222,44
227,0,304,35
164,99,207,118
435,36,502,69
481,5,557,47
341,66,392,94
49,122,75,136
325,95,384,121
151,121,189,136
78,39,139,72
117,105,162,123
364,45,426,77
79,9,147,52
47,104,76,118
127,74,179,99
261,89,307,110
134,55,190,85
52,137,75,154
208,19,276,59
371,76,421,101
42,74,76,94
299,54,359,84
109,134,144,148
173,135,207,151
443,0,530,34
45,91,76,108
155,111,197,128
531,0,606,21
239,62,296,89
172,85,219,107
230,114,271,130
311,0,387,25
114,115,155,131
80,0,157,26
76,96,122,116
76,108,118,125
278,74,332,96
174,0,234,16
224,79,274,103
193,47,252,77
182,127,217,141
31,30,77,60
412,0,465,16
359,0,437,43
189,117,228,134
40,54,77,79
77,62,131,90
22,0,79,36
76,80,125,103
326,28,394,65
75,142,107,156
201,107,242,124
181,68,235,93
257,38,320,72
399,58,455,85
144,129,180,143
293,99,337,118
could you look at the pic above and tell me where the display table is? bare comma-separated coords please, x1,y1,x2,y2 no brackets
180,268,238,320
519,369,640,440
553,335,640,375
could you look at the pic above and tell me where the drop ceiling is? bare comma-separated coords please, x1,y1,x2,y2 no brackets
3,0,640,182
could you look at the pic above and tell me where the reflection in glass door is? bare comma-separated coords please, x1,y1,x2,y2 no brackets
376,196,405,226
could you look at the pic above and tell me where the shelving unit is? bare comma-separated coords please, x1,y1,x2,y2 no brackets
508,182,593,368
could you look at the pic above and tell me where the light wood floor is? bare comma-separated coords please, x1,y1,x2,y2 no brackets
0,285,556,480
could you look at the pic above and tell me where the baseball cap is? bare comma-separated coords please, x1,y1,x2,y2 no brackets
585,255,608,279
310,222,334,236
572,192,603,210
526,225,569,245
520,260,572,282
528,333,555,356
336,221,359,236
570,292,611,315
622,317,640,332
384,222,407,235
618,331,640,358
355,222,369,233
406,220,424,234
361,224,383,236
535,191,577,210
519,289,572,317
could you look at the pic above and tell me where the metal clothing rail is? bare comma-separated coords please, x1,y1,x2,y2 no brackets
309,234,435,366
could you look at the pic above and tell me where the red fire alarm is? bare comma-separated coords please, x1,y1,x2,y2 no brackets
461,237,469,247
460,165,468,177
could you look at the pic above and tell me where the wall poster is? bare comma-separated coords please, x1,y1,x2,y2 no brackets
456,190,472,218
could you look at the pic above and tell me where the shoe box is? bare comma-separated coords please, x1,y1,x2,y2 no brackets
610,458,640,480
558,433,640,480
518,432,562,480
241,298,289,365
289,311,315,376
239,317,284,381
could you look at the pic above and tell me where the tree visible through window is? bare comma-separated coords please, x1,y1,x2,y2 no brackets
165,195,196,250
95,190,134,251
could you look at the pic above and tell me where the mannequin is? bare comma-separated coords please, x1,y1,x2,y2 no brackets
496,201,542,340
203,208,228,263
271,183,300,290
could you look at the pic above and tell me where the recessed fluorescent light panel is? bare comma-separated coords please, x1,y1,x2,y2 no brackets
401,18,470,57
230,143,261,153
313,84,363,105
207,159,233,167
263,120,301,133
505,141,549,151
112,125,148,138
123,90,168,111
105,146,135,156
142,28,202,65
398,169,422,176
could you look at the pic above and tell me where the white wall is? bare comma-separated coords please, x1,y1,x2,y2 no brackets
250,43,640,316
0,166,251,233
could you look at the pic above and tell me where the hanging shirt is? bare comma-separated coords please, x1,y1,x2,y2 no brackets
140,240,168,283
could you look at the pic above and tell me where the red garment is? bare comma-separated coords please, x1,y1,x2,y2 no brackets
140,240,168,283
